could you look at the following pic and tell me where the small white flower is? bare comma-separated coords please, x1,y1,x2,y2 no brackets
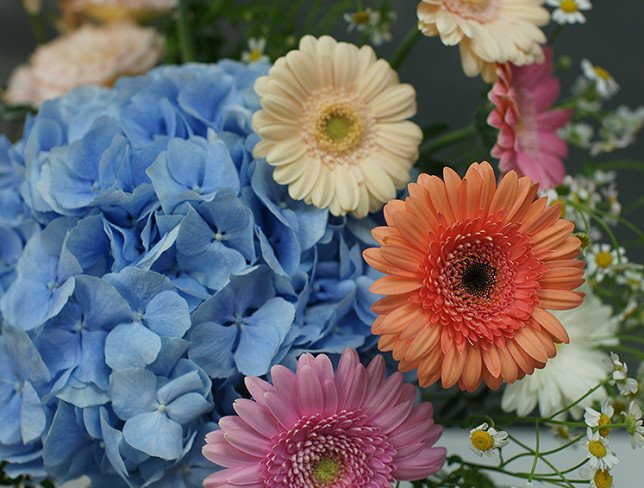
559,122,594,148
369,11,396,46
609,352,639,396
585,243,626,282
547,0,592,24
582,60,619,99
343,8,380,33
585,400,614,436
469,423,509,457
581,466,614,488
624,401,644,448
241,38,269,64
585,428,619,471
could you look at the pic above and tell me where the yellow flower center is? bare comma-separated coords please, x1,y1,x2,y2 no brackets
593,66,612,80
352,11,371,25
594,469,613,488
555,426,571,440
316,103,364,155
313,457,341,484
588,440,607,458
595,251,613,268
559,0,579,13
598,413,612,437
470,430,495,451
248,49,263,62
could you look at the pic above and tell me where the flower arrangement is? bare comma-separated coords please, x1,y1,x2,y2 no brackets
0,1,642,487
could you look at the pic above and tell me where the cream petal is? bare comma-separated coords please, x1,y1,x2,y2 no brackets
287,160,322,201
361,160,397,204
370,84,417,121
333,41,357,87
332,165,360,212
356,59,398,102
285,50,321,92
257,123,301,141
273,160,309,184
266,139,307,166
261,93,302,122
309,167,334,209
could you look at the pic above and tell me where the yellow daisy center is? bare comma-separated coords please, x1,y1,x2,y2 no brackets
352,11,371,25
593,66,612,80
588,440,607,458
559,0,580,13
555,426,571,440
595,251,613,268
315,103,364,155
313,457,341,484
470,430,495,451
594,469,613,488
248,49,263,62
598,413,612,437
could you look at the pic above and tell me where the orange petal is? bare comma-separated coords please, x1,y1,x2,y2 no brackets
460,346,483,392
481,345,502,378
370,276,423,295
531,307,570,343
514,327,549,363
538,289,584,310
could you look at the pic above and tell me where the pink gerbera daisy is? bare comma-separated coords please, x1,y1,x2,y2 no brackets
202,349,446,487
488,48,571,189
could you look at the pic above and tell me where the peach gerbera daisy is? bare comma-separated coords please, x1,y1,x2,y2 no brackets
363,162,585,392
252,35,422,217
417,0,549,82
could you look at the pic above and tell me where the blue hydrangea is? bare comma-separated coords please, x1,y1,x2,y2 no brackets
0,61,386,487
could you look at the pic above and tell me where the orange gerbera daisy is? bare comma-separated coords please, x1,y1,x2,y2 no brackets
363,162,585,392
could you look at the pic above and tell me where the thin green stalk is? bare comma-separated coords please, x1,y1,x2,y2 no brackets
389,27,422,70
177,0,196,63
546,377,611,421
27,14,46,44
419,126,476,158
528,422,540,483
548,24,564,45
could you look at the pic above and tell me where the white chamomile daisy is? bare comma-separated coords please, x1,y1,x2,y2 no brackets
624,401,643,448
343,8,380,33
584,400,614,437
610,352,639,396
585,428,619,471
582,60,619,99
586,243,626,282
547,0,592,24
242,38,269,64
469,423,509,457
581,467,614,488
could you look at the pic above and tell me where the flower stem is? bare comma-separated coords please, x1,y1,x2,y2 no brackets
27,13,46,44
389,26,421,70
177,0,195,63
419,126,477,158
546,377,611,421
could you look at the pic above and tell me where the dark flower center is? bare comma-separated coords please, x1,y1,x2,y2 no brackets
461,261,496,297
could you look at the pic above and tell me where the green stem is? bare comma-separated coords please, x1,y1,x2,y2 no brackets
546,377,611,421
389,27,421,70
419,126,476,158
27,14,46,44
548,24,564,45
528,422,540,483
177,0,196,63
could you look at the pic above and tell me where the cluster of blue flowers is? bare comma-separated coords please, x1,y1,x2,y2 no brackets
0,62,382,486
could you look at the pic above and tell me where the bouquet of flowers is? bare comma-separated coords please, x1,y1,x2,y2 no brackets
0,1,642,487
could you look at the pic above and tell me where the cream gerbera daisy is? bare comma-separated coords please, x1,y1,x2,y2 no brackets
417,0,549,82
252,35,422,217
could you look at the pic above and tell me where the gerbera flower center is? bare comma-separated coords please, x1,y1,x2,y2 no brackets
595,251,613,268
598,413,612,437
559,0,580,13
444,0,499,22
594,469,613,488
470,430,495,451
461,261,497,297
313,456,342,484
315,103,365,154
260,410,397,487
588,440,607,458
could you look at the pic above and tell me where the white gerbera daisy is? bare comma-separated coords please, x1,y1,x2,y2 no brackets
469,423,509,457
252,35,422,217
547,0,592,24
585,428,619,471
501,287,618,418
417,0,549,82
582,60,619,99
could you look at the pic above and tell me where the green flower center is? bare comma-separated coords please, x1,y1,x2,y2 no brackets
313,457,342,484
